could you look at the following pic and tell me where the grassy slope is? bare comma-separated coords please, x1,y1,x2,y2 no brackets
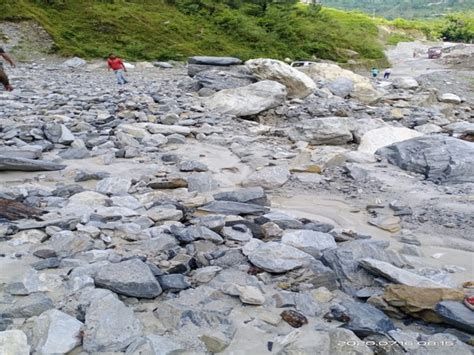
0,0,416,63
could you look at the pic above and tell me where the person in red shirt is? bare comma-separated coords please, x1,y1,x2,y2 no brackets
107,53,128,85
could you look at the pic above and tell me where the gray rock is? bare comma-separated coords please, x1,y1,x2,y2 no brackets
392,76,419,89
222,224,253,242
248,241,314,273
322,240,405,295
289,117,353,145
330,299,395,336
94,259,162,298
96,177,132,195
435,301,474,334
243,166,290,189
27,309,83,354
204,80,287,117
188,56,242,66
46,231,94,258
327,77,354,98
43,123,75,144
359,258,443,288
187,173,218,192
31,257,60,270
153,61,173,68
0,330,30,355
83,292,142,352
178,160,209,172
62,57,86,68
126,335,185,355
173,225,223,244
195,69,256,91
199,201,269,215
1,293,54,318
0,156,66,171
213,187,268,206
376,135,474,184
157,274,190,292
281,229,336,258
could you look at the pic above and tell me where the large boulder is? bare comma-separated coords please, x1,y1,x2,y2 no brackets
392,76,419,89
246,58,316,98
288,117,353,145
376,135,474,184
93,259,162,298
62,57,86,68
0,156,66,172
299,63,381,104
194,70,256,91
326,77,354,98
358,127,423,155
188,56,242,66
204,80,287,116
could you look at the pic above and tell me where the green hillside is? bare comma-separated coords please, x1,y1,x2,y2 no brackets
321,0,473,19
0,0,391,63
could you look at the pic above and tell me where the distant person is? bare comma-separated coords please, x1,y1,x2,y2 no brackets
0,47,16,91
383,68,392,79
371,67,379,79
107,53,128,85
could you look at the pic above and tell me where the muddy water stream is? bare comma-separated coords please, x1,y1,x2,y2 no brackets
272,194,473,285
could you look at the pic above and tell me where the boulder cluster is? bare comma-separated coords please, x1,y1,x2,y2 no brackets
0,55,472,354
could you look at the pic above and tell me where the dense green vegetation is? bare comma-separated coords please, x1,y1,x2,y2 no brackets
0,0,387,62
321,0,473,19
1,0,470,64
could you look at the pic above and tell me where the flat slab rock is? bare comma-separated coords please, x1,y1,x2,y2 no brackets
435,300,474,334
93,259,162,298
188,56,242,66
248,241,314,273
0,156,66,171
359,258,444,288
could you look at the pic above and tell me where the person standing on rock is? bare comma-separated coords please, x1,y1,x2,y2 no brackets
383,68,392,79
107,53,128,85
371,67,379,79
0,47,16,91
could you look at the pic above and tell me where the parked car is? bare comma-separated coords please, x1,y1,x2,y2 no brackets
290,61,317,68
428,47,442,59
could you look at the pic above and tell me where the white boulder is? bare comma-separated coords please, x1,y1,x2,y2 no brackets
358,127,423,155
204,80,287,116
246,58,316,98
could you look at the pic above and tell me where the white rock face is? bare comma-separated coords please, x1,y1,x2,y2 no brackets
392,76,419,89
248,241,314,273
358,127,423,155
204,80,287,116
438,93,461,104
299,63,381,104
0,330,30,355
246,58,316,99
281,230,337,258
30,309,83,354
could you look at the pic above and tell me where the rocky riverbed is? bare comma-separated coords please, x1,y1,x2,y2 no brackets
0,50,473,354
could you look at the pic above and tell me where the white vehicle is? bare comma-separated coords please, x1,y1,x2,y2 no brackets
290,61,317,68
